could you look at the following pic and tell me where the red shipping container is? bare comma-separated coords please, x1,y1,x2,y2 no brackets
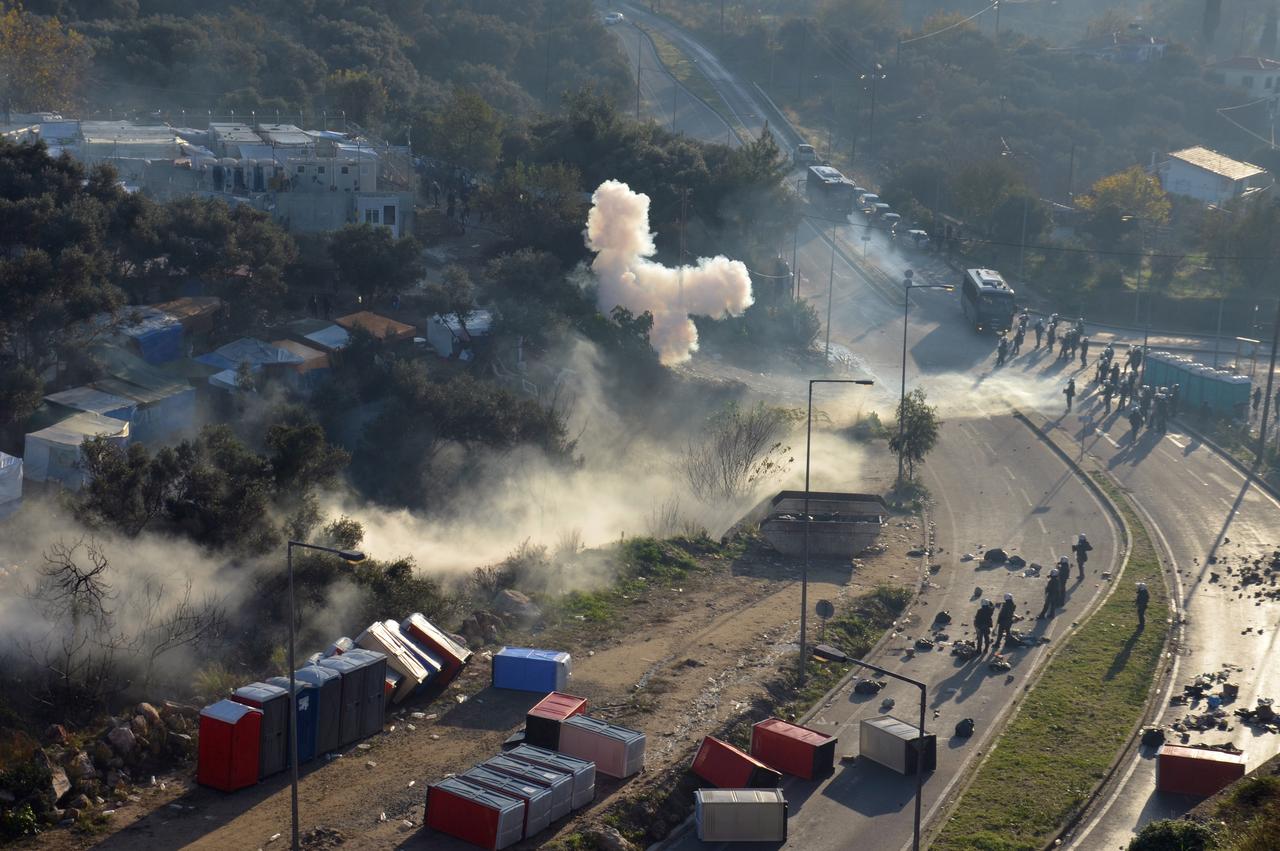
197,699,262,792
692,736,783,788
525,691,588,750
427,776,524,850
402,612,471,686
750,718,837,780
1156,744,1246,797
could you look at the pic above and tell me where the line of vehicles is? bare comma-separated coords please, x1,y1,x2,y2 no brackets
800,156,1017,334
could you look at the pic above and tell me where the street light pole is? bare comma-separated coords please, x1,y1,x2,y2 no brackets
1256,297,1280,460
826,223,837,367
896,272,955,488
800,378,874,685
285,541,365,851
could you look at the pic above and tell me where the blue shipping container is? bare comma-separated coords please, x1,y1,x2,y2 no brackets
265,675,320,765
492,647,572,693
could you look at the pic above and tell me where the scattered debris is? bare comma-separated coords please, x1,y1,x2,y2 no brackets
989,656,1012,672
983,548,1008,564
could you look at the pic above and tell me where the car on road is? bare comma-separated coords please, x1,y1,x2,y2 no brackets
794,144,818,165
603,11,625,25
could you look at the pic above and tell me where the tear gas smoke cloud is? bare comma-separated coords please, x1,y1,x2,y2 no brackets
586,179,753,365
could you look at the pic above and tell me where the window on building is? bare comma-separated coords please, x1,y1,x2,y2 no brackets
318,165,326,174
1267,77,1274,89
297,165,305,173
383,205,396,226
364,209,380,224
341,166,349,174
1243,75,1254,88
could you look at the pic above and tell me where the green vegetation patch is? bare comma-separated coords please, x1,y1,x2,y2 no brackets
638,25,737,135
933,475,1169,851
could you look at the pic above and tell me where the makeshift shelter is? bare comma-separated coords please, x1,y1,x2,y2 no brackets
91,376,196,444
335,311,415,343
196,338,306,373
271,339,330,388
116,307,185,364
152,296,224,337
44,386,137,421
23,412,129,490
0,452,22,520
424,310,493,358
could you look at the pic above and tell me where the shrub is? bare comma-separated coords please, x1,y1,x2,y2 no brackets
1127,818,1218,851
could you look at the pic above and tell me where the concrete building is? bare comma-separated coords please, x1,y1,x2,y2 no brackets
1157,146,1271,206
1207,56,1280,92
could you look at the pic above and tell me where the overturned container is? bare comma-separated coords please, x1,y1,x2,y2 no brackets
426,776,524,850
558,715,645,779
492,647,571,693
355,621,428,703
506,743,596,810
525,692,588,750
858,715,936,776
1156,744,1247,797
751,718,837,780
695,788,788,843
402,612,471,686
692,735,783,789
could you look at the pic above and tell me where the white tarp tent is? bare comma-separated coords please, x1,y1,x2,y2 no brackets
45,386,137,421
23,412,130,490
0,452,21,519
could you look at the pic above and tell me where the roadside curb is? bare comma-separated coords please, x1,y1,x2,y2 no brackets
1007,411,1181,851
626,21,740,143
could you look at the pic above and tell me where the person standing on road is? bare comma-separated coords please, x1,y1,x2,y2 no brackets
1064,377,1076,411
1080,337,1090,367
996,593,1016,645
1039,570,1059,619
997,335,1009,366
1034,318,1045,349
975,600,994,654
1135,582,1150,629
1253,387,1263,416
1072,534,1092,579
1012,326,1025,356
1170,384,1181,418
1110,363,1121,386
1129,406,1144,438
1047,320,1058,351
1056,554,1072,586
1102,380,1115,413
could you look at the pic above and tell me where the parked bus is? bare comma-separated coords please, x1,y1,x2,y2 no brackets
805,165,856,215
960,268,1016,332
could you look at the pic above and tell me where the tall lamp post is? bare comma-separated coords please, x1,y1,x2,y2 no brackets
812,645,928,851
799,378,874,685
859,63,886,155
285,541,365,851
897,271,956,486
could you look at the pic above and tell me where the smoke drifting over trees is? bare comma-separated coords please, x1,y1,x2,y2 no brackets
586,180,753,364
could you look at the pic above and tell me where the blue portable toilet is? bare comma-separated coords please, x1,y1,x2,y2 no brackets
293,665,342,757
265,675,319,765
318,655,364,747
492,647,572,693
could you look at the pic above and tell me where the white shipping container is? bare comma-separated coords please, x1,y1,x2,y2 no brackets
858,715,937,776
695,789,787,843
557,715,645,779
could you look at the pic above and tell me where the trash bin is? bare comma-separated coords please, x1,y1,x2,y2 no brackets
231,682,290,779
197,699,262,792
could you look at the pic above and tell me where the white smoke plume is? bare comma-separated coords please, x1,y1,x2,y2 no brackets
586,179,753,364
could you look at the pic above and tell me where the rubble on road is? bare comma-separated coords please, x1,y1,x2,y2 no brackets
951,640,978,659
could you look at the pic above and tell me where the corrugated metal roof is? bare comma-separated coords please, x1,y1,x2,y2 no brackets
1168,146,1267,181
1210,56,1280,71
45,386,136,416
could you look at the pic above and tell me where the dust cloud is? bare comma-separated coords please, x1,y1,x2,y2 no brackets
586,180,753,365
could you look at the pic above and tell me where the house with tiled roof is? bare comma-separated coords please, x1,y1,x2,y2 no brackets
1156,146,1271,205
1207,56,1280,91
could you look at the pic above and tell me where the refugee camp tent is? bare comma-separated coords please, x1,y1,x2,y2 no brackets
91,376,196,445
424,310,493,357
335,311,415,343
0,452,22,520
44,386,137,421
23,412,129,489
115,307,185,364
271,339,330,388
196,338,306,373
303,324,350,353
152,296,224,337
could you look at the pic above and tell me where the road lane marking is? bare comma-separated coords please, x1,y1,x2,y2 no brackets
1166,435,1187,449
1036,517,1047,534
1004,466,1017,481
1018,487,1034,507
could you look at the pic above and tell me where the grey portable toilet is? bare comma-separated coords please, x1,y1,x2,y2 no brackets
293,665,342,756
318,655,364,746
343,648,387,739
230,681,290,778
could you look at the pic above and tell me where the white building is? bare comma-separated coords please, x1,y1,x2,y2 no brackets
1207,56,1280,91
1157,146,1270,206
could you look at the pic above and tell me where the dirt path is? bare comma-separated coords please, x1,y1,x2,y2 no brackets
30,466,923,850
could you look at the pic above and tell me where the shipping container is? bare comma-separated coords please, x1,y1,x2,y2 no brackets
382,618,443,688
692,736,783,789
318,654,364,747
1156,744,1247,797
231,682,290,779
492,647,571,693
695,788,788,843
197,699,262,792
342,648,388,738
264,675,319,765
484,754,574,821
525,692,588,750
858,716,936,776
292,665,342,756
355,621,428,703
558,715,645,779
462,765,554,838
506,744,596,810
402,612,471,686
751,718,837,780
426,776,524,850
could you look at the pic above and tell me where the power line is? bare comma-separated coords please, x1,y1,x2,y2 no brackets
899,2,998,46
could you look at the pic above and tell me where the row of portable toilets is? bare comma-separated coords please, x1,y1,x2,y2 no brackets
1144,351,1252,416
427,688,648,850
196,612,471,792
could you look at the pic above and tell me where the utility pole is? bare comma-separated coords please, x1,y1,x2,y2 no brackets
1018,195,1029,279
1067,142,1076,202
544,36,552,104
797,27,807,99
636,30,643,122
720,0,726,54
826,223,836,368
1257,297,1280,460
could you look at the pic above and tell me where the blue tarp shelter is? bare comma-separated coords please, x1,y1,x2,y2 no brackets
196,338,305,372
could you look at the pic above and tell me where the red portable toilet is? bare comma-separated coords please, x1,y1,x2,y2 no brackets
525,692,588,750
197,699,262,792
691,736,783,788
231,681,290,779
750,718,837,780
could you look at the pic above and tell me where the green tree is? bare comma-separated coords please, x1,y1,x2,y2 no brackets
416,87,503,172
890,388,942,482
325,69,387,127
424,264,477,326
681,401,802,502
483,161,587,258
1203,196,1280,291
951,161,1029,237
0,5,89,122
328,223,424,304
1078,166,1171,225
